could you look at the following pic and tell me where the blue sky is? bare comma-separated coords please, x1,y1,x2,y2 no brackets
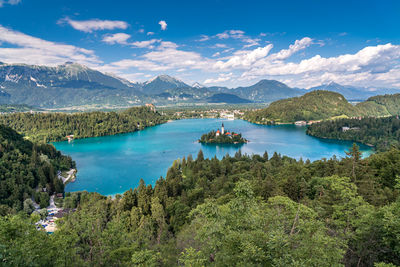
0,0,399,88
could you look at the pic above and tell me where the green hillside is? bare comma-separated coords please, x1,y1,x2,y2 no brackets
244,90,358,123
356,94,400,117
0,125,74,213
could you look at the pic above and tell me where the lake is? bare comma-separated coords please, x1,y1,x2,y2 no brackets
54,119,372,195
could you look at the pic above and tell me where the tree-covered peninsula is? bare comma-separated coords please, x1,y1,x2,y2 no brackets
307,116,400,151
0,106,167,143
199,123,248,144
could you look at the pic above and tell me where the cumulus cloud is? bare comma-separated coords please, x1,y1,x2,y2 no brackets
59,18,129,33
0,0,21,7
0,24,100,66
204,73,234,84
102,33,131,45
101,33,160,49
211,43,228,48
147,32,155,36
159,20,167,30
131,39,161,48
216,30,245,39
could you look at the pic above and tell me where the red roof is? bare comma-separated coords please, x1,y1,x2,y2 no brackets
216,130,220,133
233,133,238,136
226,132,231,135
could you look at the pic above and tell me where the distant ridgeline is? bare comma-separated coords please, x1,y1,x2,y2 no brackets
0,125,75,214
0,106,166,143
199,123,248,144
307,116,400,151
243,91,400,124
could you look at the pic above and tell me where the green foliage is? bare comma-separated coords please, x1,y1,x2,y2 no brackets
356,94,400,117
307,116,400,151
2,139,400,265
0,106,166,143
244,92,400,125
199,130,247,144
0,125,74,212
244,90,358,123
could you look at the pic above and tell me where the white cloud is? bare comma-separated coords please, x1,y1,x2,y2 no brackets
102,33,131,45
147,32,155,36
211,43,228,48
0,0,21,7
131,39,161,48
213,45,273,70
216,30,245,39
204,73,233,84
159,20,167,30
59,18,129,33
198,35,210,42
0,25,100,66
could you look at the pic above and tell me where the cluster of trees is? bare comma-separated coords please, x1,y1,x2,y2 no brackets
199,130,247,144
1,146,400,266
0,106,167,143
244,90,358,124
307,116,400,151
0,125,75,214
356,94,400,117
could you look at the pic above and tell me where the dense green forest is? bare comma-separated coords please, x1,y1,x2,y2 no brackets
356,94,400,117
243,90,358,124
0,125,75,214
244,91,400,124
307,116,400,151
0,106,167,143
1,146,400,266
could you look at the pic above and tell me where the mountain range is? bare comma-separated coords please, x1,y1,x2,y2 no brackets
0,61,399,108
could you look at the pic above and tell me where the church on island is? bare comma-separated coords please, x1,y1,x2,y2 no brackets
215,123,238,137
199,123,247,144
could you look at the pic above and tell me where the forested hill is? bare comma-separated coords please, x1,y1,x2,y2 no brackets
0,125,74,214
0,106,167,143
307,116,400,151
355,94,400,117
2,148,400,266
244,90,358,124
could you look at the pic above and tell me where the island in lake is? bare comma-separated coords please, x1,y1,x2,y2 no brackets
199,123,248,144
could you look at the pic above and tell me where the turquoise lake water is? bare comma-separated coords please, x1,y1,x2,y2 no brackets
54,119,372,196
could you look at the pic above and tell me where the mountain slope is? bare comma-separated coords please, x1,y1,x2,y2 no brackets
309,82,400,100
142,75,189,95
244,90,358,123
230,79,304,102
0,62,142,108
206,93,252,103
356,94,400,116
